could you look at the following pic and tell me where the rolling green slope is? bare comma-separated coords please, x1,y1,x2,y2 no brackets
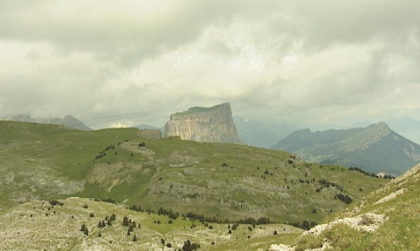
292,163,420,250
0,121,388,225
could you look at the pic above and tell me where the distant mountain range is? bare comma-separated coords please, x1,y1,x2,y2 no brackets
272,122,420,176
2,114,91,131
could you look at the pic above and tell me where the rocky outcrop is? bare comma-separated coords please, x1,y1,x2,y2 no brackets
137,129,162,140
164,103,240,143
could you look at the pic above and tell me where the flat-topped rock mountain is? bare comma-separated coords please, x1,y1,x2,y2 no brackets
272,122,420,175
164,103,241,143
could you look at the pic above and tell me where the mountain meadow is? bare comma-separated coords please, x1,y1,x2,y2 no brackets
1,121,416,250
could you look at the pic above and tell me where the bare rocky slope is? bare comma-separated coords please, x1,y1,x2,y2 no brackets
164,103,240,143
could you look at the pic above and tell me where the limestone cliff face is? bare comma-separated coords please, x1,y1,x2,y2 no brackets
164,103,240,143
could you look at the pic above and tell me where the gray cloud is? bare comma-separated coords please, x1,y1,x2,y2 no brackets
0,0,419,131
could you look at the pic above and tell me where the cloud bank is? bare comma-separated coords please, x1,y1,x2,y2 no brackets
0,0,419,129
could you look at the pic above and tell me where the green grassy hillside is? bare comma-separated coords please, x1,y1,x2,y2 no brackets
0,197,302,251
0,121,388,226
291,163,420,250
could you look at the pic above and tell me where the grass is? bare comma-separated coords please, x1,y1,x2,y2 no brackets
293,164,420,250
0,121,388,231
1,121,419,250
0,197,303,250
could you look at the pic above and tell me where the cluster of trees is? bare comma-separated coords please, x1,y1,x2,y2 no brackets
122,216,140,239
80,224,89,236
94,198,117,204
128,205,143,212
349,166,393,179
335,193,353,204
157,207,180,220
129,205,180,221
160,239,173,248
122,216,136,227
184,211,271,226
99,213,116,227
97,220,106,228
182,240,200,251
236,217,270,225
93,144,120,161
184,212,219,223
318,179,344,192
290,220,317,230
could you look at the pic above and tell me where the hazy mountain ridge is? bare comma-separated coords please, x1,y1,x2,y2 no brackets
3,114,91,131
273,122,420,175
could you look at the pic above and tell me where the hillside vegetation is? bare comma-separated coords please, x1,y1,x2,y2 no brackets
0,121,388,227
0,196,305,251
0,122,387,223
3,121,419,250
287,163,420,251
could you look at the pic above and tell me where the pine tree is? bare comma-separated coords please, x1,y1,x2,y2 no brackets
123,216,129,226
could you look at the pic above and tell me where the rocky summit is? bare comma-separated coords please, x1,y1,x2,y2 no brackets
164,103,240,143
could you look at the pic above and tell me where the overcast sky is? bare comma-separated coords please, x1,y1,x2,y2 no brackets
1,0,419,130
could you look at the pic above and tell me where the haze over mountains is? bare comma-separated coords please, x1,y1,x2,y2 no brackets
4,102,420,178
3,114,91,131
273,122,420,176
233,116,297,149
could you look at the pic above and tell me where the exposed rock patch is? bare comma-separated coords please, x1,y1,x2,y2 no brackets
268,244,294,251
119,142,155,157
87,162,143,192
303,213,386,236
168,150,200,167
374,188,404,205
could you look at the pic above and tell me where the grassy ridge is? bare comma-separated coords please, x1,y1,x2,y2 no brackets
0,121,388,225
